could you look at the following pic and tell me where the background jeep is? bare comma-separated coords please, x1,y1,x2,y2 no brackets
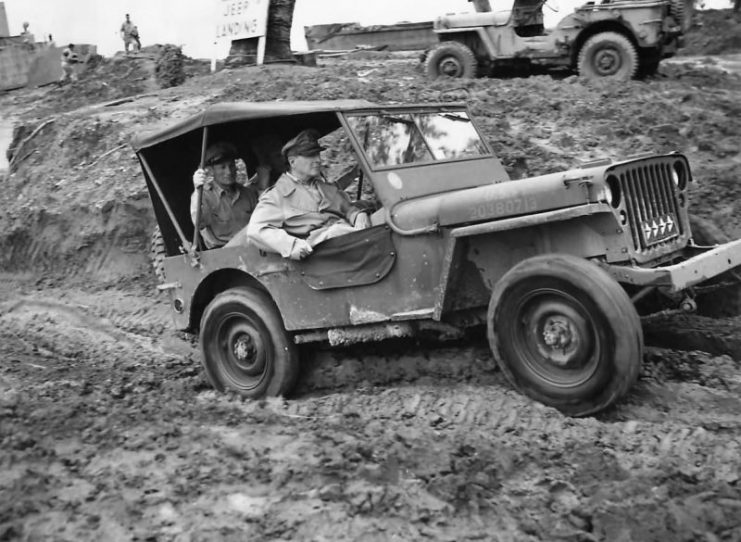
134,99,741,416
425,0,691,79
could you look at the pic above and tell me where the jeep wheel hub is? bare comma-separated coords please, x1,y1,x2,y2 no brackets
593,48,621,76
525,299,594,370
221,320,268,377
439,56,463,77
233,334,256,363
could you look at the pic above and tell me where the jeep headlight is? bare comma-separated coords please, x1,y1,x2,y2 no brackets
672,160,688,190
596,184,612,204
604,175,621,208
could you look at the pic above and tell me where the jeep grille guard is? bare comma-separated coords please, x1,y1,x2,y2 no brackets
608,158,688,254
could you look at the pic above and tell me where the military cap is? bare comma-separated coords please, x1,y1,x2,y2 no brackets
281,129,325,159
204,142,238,166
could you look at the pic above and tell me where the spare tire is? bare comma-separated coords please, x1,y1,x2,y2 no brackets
689,215,741,317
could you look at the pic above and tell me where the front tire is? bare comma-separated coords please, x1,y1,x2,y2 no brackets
577,32,638,80
425,41,477,79
487,254,642,416
200,287,299,398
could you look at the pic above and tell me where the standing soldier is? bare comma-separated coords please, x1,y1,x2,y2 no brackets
60,43,79,84
120,14,140,54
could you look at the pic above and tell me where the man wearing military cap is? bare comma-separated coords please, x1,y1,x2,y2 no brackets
246,129,371,260
191,142,261,249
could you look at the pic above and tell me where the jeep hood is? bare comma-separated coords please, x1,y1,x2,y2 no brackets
390,164,611,231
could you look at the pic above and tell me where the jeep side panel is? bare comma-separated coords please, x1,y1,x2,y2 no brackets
164,233,449,332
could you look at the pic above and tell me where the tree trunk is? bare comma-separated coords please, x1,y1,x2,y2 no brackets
227,0,296,66
469,0,492,12
735,0,740,13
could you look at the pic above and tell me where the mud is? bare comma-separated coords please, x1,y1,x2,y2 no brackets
1,10,741,541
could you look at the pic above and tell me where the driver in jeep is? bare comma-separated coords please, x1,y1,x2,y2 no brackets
246,130,371,260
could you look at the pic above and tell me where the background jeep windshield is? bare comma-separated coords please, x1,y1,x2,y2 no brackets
347,111,488,168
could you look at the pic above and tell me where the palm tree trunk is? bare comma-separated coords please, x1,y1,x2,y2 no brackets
469,0,492,12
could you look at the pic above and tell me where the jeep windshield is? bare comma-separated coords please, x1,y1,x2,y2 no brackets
345,110,489,169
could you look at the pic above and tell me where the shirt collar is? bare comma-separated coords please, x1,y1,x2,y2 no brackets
286,171,317,185
210,181,240,202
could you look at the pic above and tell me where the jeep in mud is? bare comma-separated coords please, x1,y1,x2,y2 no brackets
425,0,690,79
133,100,741,416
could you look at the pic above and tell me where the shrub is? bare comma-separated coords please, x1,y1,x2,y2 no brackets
154,45,186,89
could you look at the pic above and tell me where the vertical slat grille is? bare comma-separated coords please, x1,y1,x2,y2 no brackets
616,159,683,252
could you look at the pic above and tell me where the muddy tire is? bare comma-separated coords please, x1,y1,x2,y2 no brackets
577,32,638,80
689,215,741,317
425,41,477,79
487,254,642,416
200,287,299,398
150,226,167,284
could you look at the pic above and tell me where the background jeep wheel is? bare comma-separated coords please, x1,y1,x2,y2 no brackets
577,32,638,80
150,226,167,284
200,287,299,398
487,254,642,416
425,42,477,79
689,215,741,317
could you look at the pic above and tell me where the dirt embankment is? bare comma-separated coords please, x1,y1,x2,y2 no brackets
1,18,741,541
681,9,741,56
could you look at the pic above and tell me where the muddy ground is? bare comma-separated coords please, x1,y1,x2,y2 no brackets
2,10,741,541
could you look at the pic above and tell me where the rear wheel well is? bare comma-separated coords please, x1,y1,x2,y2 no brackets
572,23,638,67
188,269,271,332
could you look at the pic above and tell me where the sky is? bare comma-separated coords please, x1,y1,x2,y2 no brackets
1,0,732,59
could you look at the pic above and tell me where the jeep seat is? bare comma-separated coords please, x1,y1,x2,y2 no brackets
436,10,512,29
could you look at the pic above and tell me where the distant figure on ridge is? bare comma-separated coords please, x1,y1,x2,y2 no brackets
120,14,141,54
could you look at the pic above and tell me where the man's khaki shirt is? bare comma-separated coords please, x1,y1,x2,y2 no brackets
246,173,361,258
190,181,258,248
121,21,136,37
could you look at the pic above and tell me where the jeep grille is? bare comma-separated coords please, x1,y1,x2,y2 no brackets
613,161,685,253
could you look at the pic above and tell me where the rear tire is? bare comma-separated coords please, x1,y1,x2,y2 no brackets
425,41,477,79
487,254,642,416
577,32,638,80
200,287,299,398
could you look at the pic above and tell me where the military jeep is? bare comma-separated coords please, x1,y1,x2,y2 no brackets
133,100,741,416
426,0,690,79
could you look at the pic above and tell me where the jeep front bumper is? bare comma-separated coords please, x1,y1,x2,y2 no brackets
600,239,741,293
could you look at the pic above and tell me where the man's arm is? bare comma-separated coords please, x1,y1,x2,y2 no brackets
326,184,363,226
246,195,311,259
190,189,222,249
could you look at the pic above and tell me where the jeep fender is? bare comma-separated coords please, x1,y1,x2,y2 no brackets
187,267,274,332
435,28,497,60
567,22,643,65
